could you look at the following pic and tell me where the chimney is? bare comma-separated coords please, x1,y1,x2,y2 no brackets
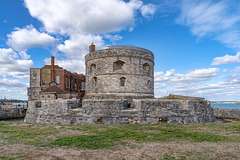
89,42,95,53
51,56,55,82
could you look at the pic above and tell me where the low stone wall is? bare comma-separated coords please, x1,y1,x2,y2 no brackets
0,108,26,120
25,98,216,124
24,99,86,124
213,108,240,120
130,99,215,124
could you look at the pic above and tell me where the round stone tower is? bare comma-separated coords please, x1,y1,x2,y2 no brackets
84,44,154,100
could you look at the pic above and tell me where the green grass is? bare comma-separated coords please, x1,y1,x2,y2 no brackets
0,121,239,150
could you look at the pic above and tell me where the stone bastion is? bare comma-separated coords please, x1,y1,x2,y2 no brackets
85,45,154,100
25,45,216,124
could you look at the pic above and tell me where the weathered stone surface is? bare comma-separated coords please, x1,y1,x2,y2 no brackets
85,47,154,99
0,108,26,120
25,98,215,124
213,108,240,120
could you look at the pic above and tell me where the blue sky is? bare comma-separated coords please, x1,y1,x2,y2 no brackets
1,0,240,101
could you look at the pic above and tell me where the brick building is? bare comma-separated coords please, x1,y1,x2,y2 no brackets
28,56,85,102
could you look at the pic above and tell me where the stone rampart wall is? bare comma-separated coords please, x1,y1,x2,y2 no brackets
213,108,240,120
0,108,26,120
25,98,216,124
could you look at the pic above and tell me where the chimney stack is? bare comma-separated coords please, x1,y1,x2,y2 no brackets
51,56,55,82
89,42,95,53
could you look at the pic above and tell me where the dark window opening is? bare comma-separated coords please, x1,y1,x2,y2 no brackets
90,64,96,73
92,77,97,88
143,63,150,76
113,60,125,71
120,77,126,86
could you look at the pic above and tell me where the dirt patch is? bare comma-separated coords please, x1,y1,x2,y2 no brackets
47,129,89,141
15,142,240,160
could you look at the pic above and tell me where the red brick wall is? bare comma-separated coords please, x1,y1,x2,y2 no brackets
40,65,85,99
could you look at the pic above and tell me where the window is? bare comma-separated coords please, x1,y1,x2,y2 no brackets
92,77,97,88
66,78,69,88
56,76,59,84
75,83,77,90
71,80,73,89
41,95,44,99
47,95,51,98
120,77,126,86
143,63,150,76
81,82,85,90
113,60,124,71
147,80,151,88
68,78,70,88
42,80,45,85
50,81,57,87
90,64,96,73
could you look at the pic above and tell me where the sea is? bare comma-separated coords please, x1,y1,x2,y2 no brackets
211,103,240,109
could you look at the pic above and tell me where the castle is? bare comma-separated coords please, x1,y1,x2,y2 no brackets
25,43,215,124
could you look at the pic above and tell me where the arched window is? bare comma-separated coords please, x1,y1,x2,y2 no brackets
143,63,150,76
90,64,96,73
113,60,125,71
120,77,126,86
147,80,151,88
92,77,97,88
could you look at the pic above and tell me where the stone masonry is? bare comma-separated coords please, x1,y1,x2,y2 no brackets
25,98,215,124
25,45,216,124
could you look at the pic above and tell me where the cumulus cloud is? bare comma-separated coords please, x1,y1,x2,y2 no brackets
57,34,105,59
7,25,56,51
0,48,33,79
23,0,156,77
0,86,28,100
211,52,240,65
24,0,156,35
0,78,28,88
155,68,219,84
172,68,219,82
154,68,223,100
44,57,85,74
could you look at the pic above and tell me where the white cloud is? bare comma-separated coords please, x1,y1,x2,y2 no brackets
0,78,28,88
173,68,219,82
154,68,223,100
155,68,219,83
0,48,33,79
44,58,85,74
104,34,123,42
234,66,240,72
141,4,157,19
177,0,240,37
176,0,240,49
24,0,155,35
57,34,105,59
23,0,157,79
0,85,28,100
216,30,240,50
7,25,56,51
211,52,240,65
